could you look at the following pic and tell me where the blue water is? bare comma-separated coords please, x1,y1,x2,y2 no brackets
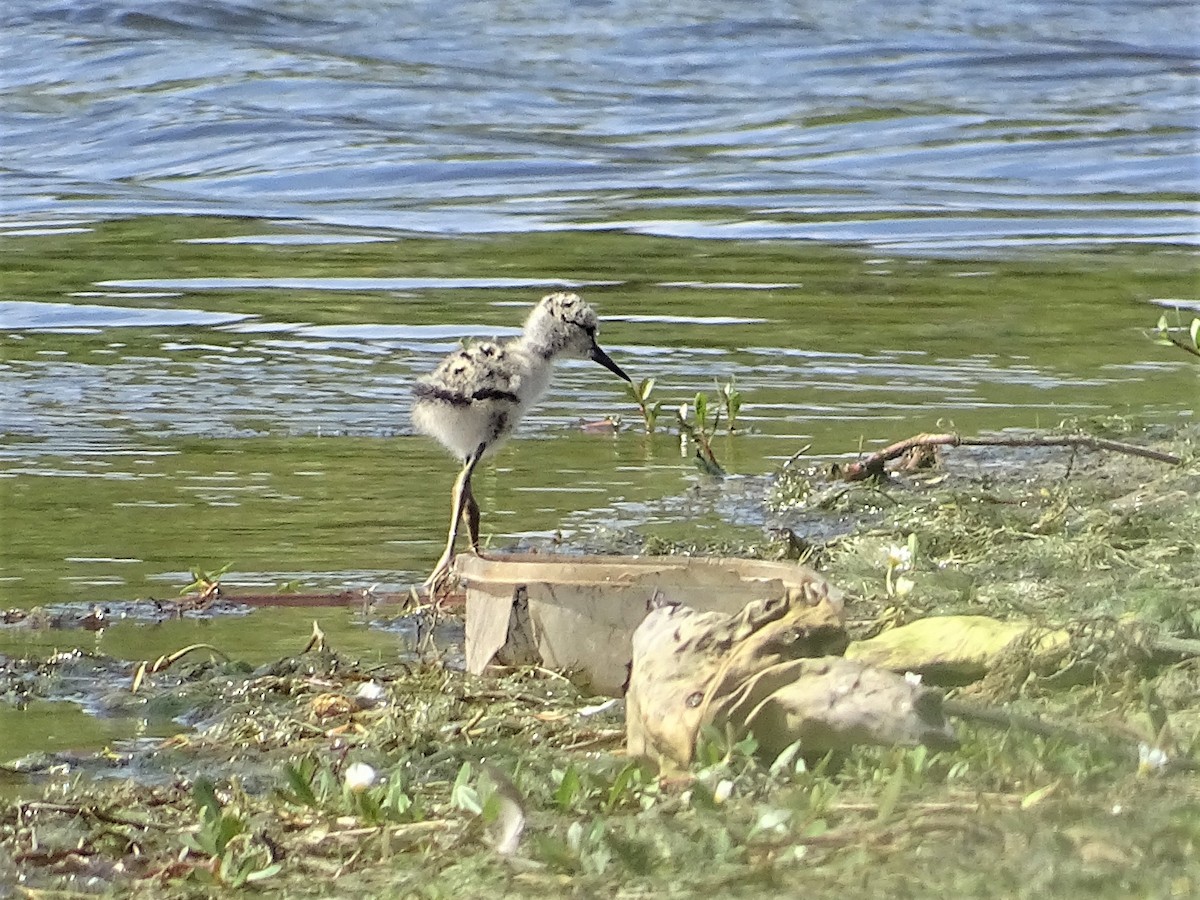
3,0,1196,251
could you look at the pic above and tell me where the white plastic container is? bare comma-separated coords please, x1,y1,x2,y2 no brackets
459,553,843,696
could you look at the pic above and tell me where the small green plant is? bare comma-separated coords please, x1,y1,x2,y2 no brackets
450,760,482,813
693,722,759,770
677,393,726,476
602,761,655,813
548,759,658,816
1152,311,1200,359
278,754,419,825
626,377,664,433
181,562,233,600
534,818,612,875
183,778,281,888
278,756,324,809
717,377,742,433
885,534,918,599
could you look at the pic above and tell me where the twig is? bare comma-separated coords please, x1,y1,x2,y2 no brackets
1149,635,1200,660
753,808,1001,855
558,730,626,752
839,431,1182,482
18,801,162,830
944,700,1199,773
132,643,233,692
1159,334,1200,359
309,820,452,843
944,700,1122,752
829,796,1021,815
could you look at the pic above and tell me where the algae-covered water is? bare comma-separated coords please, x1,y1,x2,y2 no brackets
1,0,1198,825
4,0,1197,634
2,224,1196,624
1,2,1199,895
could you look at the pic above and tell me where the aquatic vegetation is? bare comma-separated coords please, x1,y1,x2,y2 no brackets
179,563,234,601
626,377,664,433
627,375,742,476
676,392,727,477
1152,310,1200,359
717,377,743,434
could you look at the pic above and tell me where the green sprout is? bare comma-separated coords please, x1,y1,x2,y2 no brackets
625,377,664,433
180,563,233,600
717,377,742,433
183,778,281,888
677,393,726,477
1152,311,1200,359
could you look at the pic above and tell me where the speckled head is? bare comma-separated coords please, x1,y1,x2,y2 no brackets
522,292,598,354
522,292,631,382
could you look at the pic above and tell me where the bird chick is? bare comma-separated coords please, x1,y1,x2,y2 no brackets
412,292,631,595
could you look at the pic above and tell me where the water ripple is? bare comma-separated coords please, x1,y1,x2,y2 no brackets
2,0,1195,251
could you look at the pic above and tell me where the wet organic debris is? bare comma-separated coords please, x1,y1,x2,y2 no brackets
1,639,1197,898
2,422,1199,897
767,421,1198,629
1,640,1196,898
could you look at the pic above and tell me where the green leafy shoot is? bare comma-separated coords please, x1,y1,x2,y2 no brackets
1152,311,1200,359
717,377,742,433
184,778,281,888
180,562,233,599
451,761,482,814
676,394,726,477
625,377,664,433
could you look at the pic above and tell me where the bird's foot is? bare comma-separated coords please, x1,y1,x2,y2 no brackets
422,564,454,603
421,548,463,607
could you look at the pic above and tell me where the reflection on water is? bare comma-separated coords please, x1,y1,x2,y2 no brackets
1,281,1173,460
0,2,1195,765
2,0,1196,251
0,1,1197,668
1,227,1196,618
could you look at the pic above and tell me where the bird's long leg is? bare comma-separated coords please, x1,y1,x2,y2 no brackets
424,442,486,596
462,476,481,553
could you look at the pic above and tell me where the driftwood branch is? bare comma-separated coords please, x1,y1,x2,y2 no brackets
840,431,1182,482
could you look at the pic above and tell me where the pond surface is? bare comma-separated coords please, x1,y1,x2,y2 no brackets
2,227,1194,611
0,1,1197,757
3,0,1196,250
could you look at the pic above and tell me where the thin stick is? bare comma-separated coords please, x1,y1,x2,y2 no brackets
18,801,163,830
1150,635,1200,659
1159,334,1200,359
944,699,1199,773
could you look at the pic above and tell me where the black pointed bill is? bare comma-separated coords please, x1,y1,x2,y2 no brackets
589,342,632,383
